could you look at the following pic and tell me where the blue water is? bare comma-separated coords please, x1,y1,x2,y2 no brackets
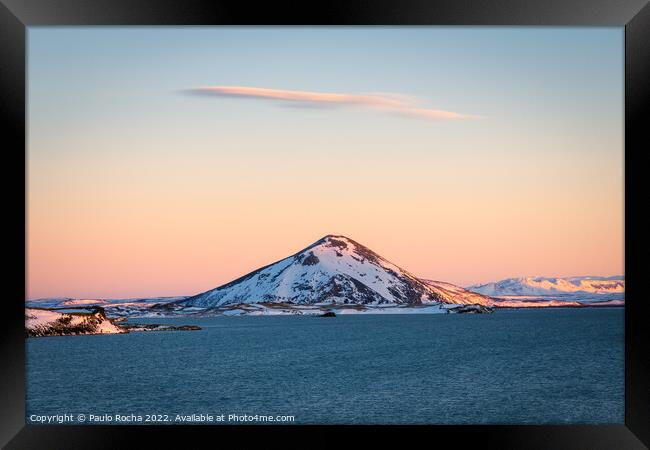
26,308,624,424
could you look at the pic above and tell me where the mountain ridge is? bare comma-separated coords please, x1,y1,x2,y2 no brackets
468,276,625,296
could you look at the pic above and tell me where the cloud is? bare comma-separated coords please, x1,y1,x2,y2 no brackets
185,86,479,120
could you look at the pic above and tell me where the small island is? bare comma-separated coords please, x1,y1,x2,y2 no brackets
25,307,201,338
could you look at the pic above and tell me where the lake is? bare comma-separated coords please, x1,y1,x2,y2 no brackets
26,308,624,424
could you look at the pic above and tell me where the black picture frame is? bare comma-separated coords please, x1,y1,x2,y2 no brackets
1,1,648,448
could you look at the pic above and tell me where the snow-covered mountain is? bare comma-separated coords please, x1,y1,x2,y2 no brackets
179,235,495,308
467,276,624,297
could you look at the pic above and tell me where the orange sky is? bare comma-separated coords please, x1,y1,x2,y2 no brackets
27,27,624,299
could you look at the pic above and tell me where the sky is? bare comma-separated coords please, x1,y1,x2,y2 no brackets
27,27,624,299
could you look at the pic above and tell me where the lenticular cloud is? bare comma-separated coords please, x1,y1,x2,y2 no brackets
186,85,478,120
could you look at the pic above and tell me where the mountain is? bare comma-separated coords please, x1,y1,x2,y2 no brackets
467,276,624,297
179,235,495,308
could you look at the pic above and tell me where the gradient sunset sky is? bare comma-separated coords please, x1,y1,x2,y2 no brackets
27,27,624,299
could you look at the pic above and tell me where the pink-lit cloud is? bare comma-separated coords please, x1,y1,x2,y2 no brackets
186,85,479,120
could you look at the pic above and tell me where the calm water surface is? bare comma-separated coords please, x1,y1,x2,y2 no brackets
26,308,624,424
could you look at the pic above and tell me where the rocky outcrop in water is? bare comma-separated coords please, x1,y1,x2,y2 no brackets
25,307,126,337
446,304,494,314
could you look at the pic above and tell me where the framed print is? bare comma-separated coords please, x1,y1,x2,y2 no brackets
1,0,649,448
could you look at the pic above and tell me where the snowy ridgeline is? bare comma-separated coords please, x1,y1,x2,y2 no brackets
468,276,624,296
467,276,624,307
